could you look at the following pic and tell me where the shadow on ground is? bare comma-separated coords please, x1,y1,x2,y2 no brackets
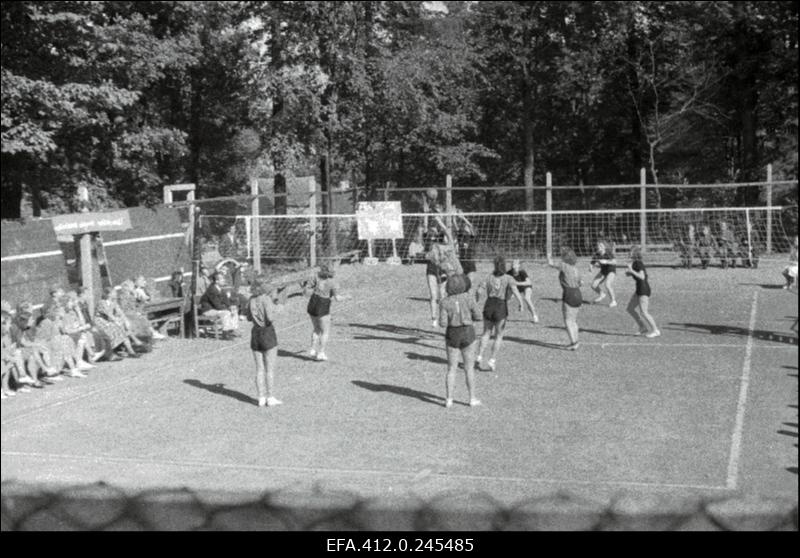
183,379,257,406
351,380,444,406
668,323,798,345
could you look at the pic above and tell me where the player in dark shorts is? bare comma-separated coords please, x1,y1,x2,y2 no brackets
438,274,483,408
247,275,285,407
548,248,584,350
590,240,618,307
508,258,539,323
625,246,661,338
304,262,351,361
475,255,524,371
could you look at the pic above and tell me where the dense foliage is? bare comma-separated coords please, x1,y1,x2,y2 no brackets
2,1,797,218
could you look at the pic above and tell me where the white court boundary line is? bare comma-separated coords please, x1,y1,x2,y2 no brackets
0,291,386,427
725,291,759,490
0,451,730,492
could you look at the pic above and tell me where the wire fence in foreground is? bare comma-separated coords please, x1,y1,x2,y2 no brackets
1,481,796,531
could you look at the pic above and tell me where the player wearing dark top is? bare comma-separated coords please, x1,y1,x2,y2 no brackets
590,241,617,307
475,255,524,371
507,259,539,323
625,247,660,338
303,262,351,361
247,275,284,407
548,249,583,350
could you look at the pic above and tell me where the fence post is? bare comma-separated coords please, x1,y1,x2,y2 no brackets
546,172,553,259
640,168,647,253
250,178,261,274
309,177,317,268
445,174,453,232
766,164,773,254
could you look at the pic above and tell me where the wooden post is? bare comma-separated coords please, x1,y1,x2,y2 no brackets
445,174,453,232
250,178,261,273
546,172,553,259
766,164,773,254
79,233,94,316
640,168,647,253
309,177,317,268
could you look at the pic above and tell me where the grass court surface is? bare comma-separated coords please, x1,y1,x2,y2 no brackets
2,261,797,506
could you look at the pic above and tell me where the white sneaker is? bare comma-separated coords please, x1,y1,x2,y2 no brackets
77,361,94,371
432,319,439,328
67,370,88,378
609,301,618,308
469,399,482,407
46,375,65,382
593,293,607,303
532,315,540,324
258,397,267,407
316,353,328,361
266,397,283,407
444,399,453,409
309,348,317,358
487,358,496,372
645,330,662,338
152,331,167,340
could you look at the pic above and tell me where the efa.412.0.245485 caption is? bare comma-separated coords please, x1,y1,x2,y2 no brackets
327,538,475,552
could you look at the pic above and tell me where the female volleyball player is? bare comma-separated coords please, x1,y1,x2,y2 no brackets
625,246,661,338
475,255,524,371
590,240,617,307
247,275,284,407
547,249,583,350
304,262,351,361
508,258,539,323
438,274,483,408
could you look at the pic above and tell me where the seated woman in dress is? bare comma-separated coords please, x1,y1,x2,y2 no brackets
95,287,143,358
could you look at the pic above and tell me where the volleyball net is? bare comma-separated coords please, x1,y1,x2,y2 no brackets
198,206,796,268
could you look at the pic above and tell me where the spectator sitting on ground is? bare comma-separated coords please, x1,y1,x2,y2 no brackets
119,280,163,341
14,302,58,383
95,287,144,358
63,291,105,364
35,304,87,378
2,311,35,396
199,271,240,340
39,286,66,325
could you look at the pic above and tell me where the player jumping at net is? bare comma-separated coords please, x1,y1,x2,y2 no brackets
547,248,584,350
438,274,482,408
508,258,539,323
247,275,285,407
590,240,618,307
425,226,462,328
304,262,351,361
625,246,661,338
475,255,524,371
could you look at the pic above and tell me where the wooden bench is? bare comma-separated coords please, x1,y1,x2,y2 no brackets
143,296,187,339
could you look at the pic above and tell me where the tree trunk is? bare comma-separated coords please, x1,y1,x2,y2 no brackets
522,77,535,212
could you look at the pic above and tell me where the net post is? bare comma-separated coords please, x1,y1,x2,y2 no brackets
546,172,553,259
309,177,317,268
766,164,773,254
250,178,261,274
745,208,753,264
640,168,647,253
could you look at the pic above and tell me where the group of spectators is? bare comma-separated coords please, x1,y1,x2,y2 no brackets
1,276,168,399
673,222,761,269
